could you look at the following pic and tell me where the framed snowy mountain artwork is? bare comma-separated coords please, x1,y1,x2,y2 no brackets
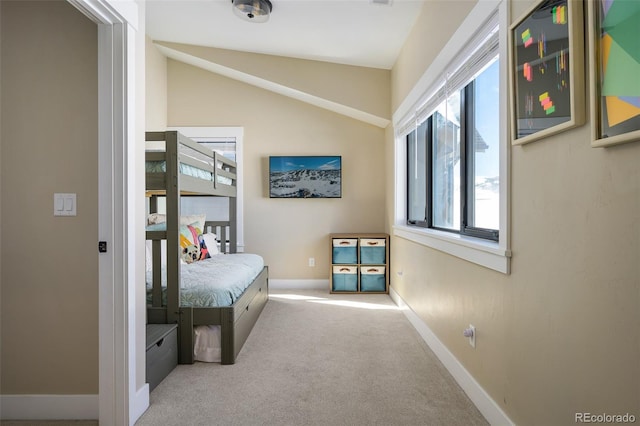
269,156,342,198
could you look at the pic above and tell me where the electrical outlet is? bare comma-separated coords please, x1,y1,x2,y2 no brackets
308,257,315,267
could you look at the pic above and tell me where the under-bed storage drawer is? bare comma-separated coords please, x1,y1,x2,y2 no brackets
146,324,178,391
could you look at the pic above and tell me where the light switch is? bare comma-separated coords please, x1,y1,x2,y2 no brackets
54,193,76,216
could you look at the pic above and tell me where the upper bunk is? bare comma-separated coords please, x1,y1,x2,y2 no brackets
145,130,237,198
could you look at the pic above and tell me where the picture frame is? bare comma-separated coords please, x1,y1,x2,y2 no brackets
509,0,585,145
588,0,640,148
269,155,342,198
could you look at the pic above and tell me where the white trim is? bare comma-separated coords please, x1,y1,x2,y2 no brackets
392,0,510,274
125,14,148,426
131,384,150,423
389,287,514,426
0,395,98,420
155,44,390,129
497,0,511,268
393,0,501,127
69,1,142,425
97,18,129,426
269,279,329,290
71,0,137,28
393,225,511,274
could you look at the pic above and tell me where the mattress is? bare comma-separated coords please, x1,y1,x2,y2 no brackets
146,253,264,308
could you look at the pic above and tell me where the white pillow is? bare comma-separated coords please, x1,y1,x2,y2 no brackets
147,212,165,226
202,233,220,256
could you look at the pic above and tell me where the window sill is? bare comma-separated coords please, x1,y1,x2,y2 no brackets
393,225,511,274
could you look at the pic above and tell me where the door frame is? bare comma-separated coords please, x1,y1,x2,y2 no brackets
67,1,143,424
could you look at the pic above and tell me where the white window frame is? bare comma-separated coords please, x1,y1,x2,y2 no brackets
170,126,245,251
393,0,511,274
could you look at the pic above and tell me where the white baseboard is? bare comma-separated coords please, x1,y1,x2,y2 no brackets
0,394,98,420
389,287,514,426
269,279,329,290
131,384,149,424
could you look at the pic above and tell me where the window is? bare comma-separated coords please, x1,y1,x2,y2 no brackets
198,138,237,162
184,136,238,235
394,1,510,273
466,61,500,234
432,94,462,232
407,122,427,226
157,127,246,250
407,59,499,241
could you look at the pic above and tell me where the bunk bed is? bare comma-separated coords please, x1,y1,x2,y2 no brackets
145,130,268,366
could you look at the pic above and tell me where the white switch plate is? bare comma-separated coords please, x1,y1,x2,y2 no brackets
54,193,76,216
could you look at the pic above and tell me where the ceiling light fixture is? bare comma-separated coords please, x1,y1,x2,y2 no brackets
232,0,273,23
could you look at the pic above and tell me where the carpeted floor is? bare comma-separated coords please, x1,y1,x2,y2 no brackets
135,288,488,426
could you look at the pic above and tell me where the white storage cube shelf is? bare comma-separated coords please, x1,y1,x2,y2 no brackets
330,234,389,293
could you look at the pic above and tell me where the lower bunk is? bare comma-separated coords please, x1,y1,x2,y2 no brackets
147,265,269,365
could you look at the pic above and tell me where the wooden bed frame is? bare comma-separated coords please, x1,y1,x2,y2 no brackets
145,130,268,365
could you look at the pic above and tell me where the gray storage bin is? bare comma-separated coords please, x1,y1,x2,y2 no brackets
359,238,386,264
332,265,358,291
146,324,178,391
360,266,386,292
332,238,358,264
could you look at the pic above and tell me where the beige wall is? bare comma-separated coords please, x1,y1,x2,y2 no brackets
1,1,98,394
391,1,476,111
389,1,640,425
146,36,168,131
156,42,390,122
165,59,386,279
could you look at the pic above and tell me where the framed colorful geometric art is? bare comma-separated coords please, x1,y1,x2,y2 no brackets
588,0,640,147
510,0,585,145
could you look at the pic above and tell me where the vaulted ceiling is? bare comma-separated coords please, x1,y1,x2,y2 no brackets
146,0,426,127
146,0,424,69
